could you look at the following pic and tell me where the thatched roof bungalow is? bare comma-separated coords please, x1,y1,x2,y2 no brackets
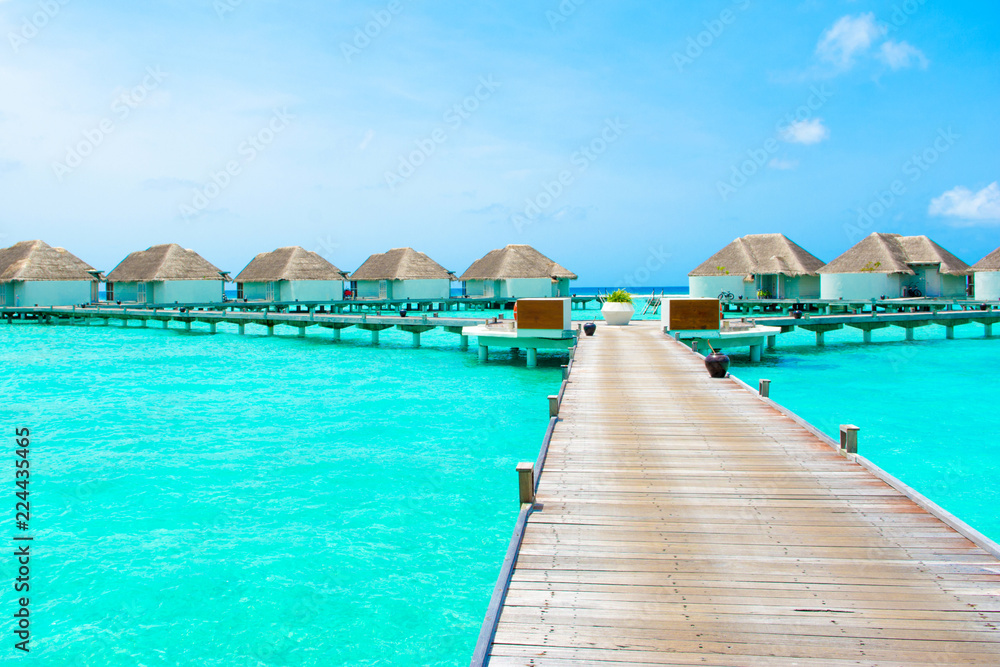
348,247,454,300
972,246,1000,300
234,246,347,302
688,234,824,300
0,240,101,306
459,244,577,298
105,243,228,304
818,233,970,299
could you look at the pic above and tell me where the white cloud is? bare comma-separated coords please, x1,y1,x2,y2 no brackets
768,157,799,170
816,13,883,68
878,40,929,70
929,182,1000,224
780,118,829,145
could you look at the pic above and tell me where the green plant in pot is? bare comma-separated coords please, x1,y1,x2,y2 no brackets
601,289,635,325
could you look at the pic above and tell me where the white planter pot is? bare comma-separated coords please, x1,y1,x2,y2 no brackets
601,302,635,326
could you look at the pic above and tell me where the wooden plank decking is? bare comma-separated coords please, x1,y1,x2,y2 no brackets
486,323,1000,666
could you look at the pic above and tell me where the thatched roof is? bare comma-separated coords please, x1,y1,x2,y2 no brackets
0,240,100,282
234,246,347,283
972,246,1000,272
688,234,824,278
349,248,454,281
818,233,971,276
106,244,227,282
459,244,577,281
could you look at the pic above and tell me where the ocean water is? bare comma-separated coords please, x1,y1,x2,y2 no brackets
0,321,560,666
726,322,1000,542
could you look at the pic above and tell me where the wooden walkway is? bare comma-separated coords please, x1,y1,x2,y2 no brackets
485,323,1000,666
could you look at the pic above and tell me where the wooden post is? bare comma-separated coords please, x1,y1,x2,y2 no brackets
548,395,559,417
561,364,569,380
840,424,859,454
758,379,770,398
516,462,535,505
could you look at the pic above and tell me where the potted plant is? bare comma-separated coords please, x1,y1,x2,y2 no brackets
601,289,635,326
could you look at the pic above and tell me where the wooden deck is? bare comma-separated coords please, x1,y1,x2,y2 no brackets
485,322,1000,666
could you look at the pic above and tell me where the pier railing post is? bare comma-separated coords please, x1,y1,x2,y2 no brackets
758,379,771,398
839,424,859,454
516,462,535,505
548,395,559,417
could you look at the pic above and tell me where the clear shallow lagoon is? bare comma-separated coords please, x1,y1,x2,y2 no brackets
0,323,560,666
727,323,1000,542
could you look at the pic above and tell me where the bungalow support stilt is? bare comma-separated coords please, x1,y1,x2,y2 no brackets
479,344,488,361
238,323,245,335
460,334,468,350
527,348,537,367
749,344,762,362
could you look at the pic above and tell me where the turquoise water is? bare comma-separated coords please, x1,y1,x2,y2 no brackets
0,322,560,666
727,322,1000,542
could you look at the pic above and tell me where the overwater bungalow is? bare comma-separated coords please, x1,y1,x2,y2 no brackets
972,246,1000,300
818,233,970,300
459,244,577,299
688,234,823,300
348,247,454,300
234,246,347,302
0,240,101,306
105,243,228,304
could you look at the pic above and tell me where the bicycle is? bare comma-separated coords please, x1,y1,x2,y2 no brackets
717,290,735,300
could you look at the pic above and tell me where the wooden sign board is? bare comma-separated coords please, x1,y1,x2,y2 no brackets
663,298,720,331
516,298,571,334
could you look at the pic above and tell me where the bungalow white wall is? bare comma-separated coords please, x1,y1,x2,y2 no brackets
910,266,966,298
356,279,450,300
111,280,223,304
689,276,754,299
240,280,343,302
974,272,1000,300
785,275,820,299
820,273,904,300
1,280,94,306
500,278,570,298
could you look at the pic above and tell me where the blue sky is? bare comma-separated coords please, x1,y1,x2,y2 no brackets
1,0,998,286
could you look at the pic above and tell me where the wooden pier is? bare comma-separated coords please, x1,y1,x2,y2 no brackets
0,305,488,348
476,322,1000,665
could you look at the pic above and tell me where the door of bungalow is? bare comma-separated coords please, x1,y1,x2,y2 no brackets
378,280,388,300
483,281,495,298
137,282,146,304
265,281,277,302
